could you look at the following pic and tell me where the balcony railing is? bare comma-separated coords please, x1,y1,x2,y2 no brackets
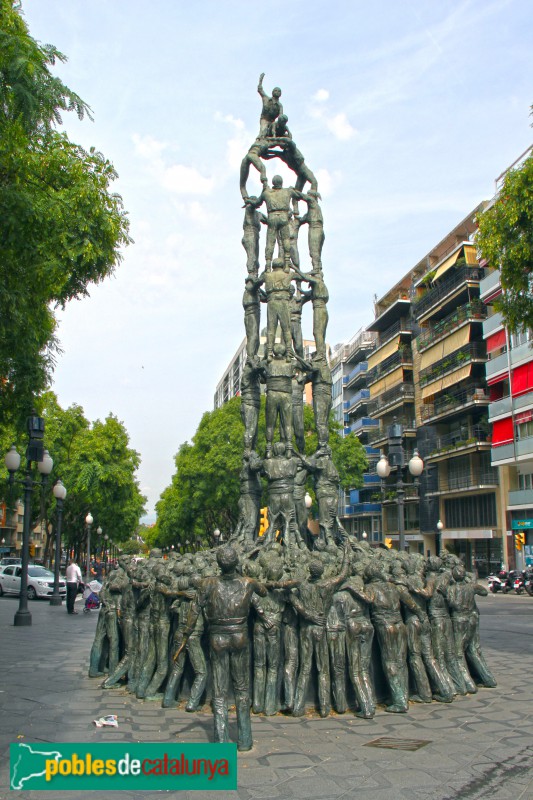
368,382,415,415
412,266,484,319
420,384,489,422
429,426,491,457
346,389,370,413
419,342,486,388
367,416,417,444
344,417,379,436
367,350,413,385
417,300,485,352
376,318,415,349
343,503,382,516
432,471,499,492
343,361,368,386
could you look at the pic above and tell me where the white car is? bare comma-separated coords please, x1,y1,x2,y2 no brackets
0,564,66,600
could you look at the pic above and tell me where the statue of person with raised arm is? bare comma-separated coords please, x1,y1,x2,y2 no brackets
173,545,269,751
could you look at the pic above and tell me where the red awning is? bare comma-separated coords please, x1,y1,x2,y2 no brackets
512,363,533,396
486,329,506,353
491,417,514,447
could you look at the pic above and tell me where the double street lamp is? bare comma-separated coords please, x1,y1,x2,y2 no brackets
376,425,424,552
4,412,54,627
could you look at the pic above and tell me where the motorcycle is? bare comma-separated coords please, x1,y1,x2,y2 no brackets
488,572,505,593
513,573,525,594
488,569,511,593
522,568,533,596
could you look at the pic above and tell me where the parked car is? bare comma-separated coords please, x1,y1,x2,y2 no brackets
0,564,66,600
0,557,22,567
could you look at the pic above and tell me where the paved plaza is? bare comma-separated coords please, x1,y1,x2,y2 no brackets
0,590,532,800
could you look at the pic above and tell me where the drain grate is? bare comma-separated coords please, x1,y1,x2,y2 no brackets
364,737,431,752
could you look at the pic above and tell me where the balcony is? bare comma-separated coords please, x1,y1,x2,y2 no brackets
368,417,416,445
482,311,504,338
344,417,379,436
364,445,381,457
343,361,368,388
381,485,420,503
507,489,533,508
346,389,370,414
343,503,382,516
419,342,486,388
428,426,491,460
376,318,415,349
427,471,499,495
420,384,489,424
417,300,485,352
488,395,511,421
367,349,413,386
485,350,508,381
412,266,484,322
368,382,415,416
330,330,376,370
479,269,501,303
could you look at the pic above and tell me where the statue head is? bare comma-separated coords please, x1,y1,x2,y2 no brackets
426,556,442,573
272,87,282,99
309,560,324,580
266,560,284,582
190,573,202,589
273,342,286,358
452,563,466,582
217,544,239,574
247,195,258,205
272,257,284,271
272,175,283,188
277,113,288,125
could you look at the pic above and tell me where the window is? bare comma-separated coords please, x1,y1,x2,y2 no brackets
444,493,497,528
510,329,532,349
517,420,533,440
3,566,14,576
519,473,533,490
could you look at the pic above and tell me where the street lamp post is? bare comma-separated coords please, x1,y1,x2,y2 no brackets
4,412,54,627
362,530,368,542
85,512,93,582
436,519,444,557
103,533,109,572
376,432,424,552
50,480,67,606
213,528,221,547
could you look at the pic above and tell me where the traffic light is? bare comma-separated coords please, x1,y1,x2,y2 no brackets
515,532,526,550
29,543,35,557
384,537,393,549
258,507,269,537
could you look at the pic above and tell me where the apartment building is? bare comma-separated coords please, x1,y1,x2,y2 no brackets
365,270,428,552
214,336,318,410
331,328,382,540
481,268,533,570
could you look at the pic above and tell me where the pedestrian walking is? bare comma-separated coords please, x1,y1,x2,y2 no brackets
66,558,82,614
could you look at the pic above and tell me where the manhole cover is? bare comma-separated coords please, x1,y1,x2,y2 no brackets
364,737,431,751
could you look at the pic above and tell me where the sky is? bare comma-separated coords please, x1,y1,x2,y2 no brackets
21,0,532,521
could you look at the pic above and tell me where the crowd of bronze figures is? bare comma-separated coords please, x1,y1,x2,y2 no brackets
89,540,496,725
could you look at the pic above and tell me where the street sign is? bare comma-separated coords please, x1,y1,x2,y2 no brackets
512,519,533,530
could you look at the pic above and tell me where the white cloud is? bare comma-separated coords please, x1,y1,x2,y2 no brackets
161,164,214,195
132,133,214,195
327,113,357,141
313,89,330,102
132,133,167,162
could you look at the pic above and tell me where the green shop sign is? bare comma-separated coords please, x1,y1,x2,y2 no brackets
512,519,533,530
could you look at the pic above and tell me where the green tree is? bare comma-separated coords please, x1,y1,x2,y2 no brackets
476,114,533,333
154,396,367,548
39,393,146,564
0,1,131,428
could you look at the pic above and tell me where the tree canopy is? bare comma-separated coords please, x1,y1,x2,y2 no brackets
152,396,368,549
0,1,131,428
476,111,533,333
0,393,146,564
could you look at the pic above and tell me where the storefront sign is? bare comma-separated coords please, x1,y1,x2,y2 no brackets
442,530,493,540
512,519,533,530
